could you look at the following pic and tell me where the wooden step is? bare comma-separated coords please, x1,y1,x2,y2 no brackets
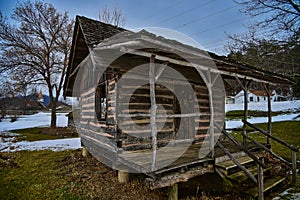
215,156,254,175
246,176,285,198
227,165,272,184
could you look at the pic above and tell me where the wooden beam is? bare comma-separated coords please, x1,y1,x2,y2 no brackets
216,141,258,184
220,128,266,168
118,112,208,118
149,54,158,172
243,120,299,152
292,151,297,184
146,164,214,189
155,64,167,82
207,71,215,157
243,133,291,166
168,184,178,200
120,47,277,85
258,158,264,200
235,78,251,146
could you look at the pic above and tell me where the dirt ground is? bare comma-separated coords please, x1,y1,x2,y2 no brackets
59,150,168,200
0,149,250,200
38,127,79,137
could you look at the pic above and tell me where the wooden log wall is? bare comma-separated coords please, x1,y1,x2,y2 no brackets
78,61,223,156
79,66,119,151
117,66,216,151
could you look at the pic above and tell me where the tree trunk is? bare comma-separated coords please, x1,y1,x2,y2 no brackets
50,100,57,128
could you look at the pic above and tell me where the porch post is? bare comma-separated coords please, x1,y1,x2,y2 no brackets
264,84,272,146
243,86,248,146
235,77,250,146
149,54,158,172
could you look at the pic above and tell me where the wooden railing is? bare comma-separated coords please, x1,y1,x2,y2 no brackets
242,120,298,184
218,127,268,199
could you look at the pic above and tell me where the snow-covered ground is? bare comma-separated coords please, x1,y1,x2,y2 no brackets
226,100,300,112
0,100,299,152
0,112,68,131
226,100,300,129
226,113,300,129
0,138,81,152
0,112,80,152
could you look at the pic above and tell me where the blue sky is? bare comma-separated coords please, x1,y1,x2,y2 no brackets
0,0,251,55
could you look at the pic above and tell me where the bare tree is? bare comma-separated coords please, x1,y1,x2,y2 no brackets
0,1,73,128
227,0,300,74
98,5,126,27
234,0,300,39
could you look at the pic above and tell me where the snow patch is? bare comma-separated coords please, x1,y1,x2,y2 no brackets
0,112,68,131
226,113,300,129
0,138,81,152
226,100,300,112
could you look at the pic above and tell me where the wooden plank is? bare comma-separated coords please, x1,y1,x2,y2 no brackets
215,155,254,170
227,165,272,184
221,129,266,168
146,164,214,189
216,141,258,184
246,176,285,198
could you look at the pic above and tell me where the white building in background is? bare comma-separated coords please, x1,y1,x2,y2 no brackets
234,89,278,104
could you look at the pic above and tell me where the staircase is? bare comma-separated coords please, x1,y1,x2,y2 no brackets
213,124,298,199
215,154,286,198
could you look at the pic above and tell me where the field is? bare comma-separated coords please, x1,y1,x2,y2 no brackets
0,121,299,199
0,100,299,199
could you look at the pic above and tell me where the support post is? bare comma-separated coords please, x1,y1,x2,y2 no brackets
264,84,272,146
292,151,297,184
82,146,89,157
149,55,158,172
242,85,249,146
168,184,178,200
258,158,264,200
208,84,215,158
235,77,250,146
118,170,130,183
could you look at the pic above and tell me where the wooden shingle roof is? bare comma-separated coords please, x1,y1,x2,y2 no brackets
63,16,295,97
77,16,126,47
63,16,126,96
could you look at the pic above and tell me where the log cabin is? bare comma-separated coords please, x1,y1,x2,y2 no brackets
64,16,298,199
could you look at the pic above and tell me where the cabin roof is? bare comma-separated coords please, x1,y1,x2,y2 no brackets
249,89,275,97
63,16,126,96
63,16,294,97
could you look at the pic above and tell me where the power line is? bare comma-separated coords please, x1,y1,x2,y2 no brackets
140,0,185,25
172,4,238,29
188,17,247,36
202,27,274,48
153,0,216,26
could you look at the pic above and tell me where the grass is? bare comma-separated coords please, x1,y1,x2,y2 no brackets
0,150,166,200
0,120,299,199
0,150,78,199
9,127,79,142
231,121,300,161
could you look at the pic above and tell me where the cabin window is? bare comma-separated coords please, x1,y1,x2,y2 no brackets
95,82,107,121
249,97,253,102
257,97,260,102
